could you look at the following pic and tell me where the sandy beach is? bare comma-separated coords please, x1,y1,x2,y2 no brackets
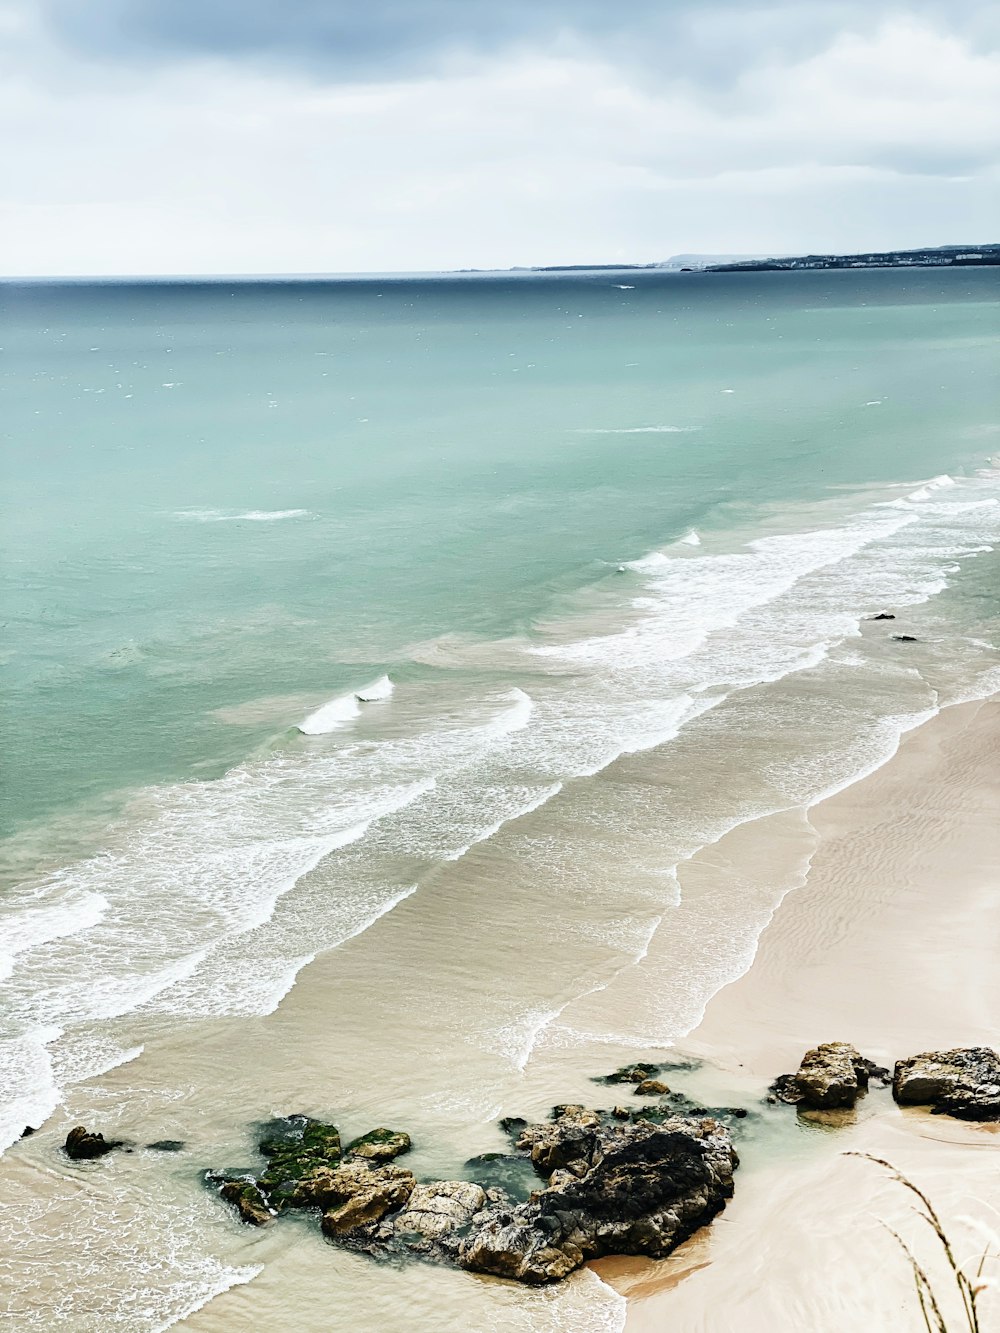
602,693,1000,1331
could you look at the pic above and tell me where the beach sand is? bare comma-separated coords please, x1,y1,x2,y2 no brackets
599,694,1000,1331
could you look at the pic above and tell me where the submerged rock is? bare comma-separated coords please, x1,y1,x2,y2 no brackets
214,1175,274,1227
868,612,896,620
344,1128,411,1164
893,1048,1000,1120
892,634,918,642
64,1126,124,1160
146,1139,186,1153
602,1063,661,1085
769,1043,888,1110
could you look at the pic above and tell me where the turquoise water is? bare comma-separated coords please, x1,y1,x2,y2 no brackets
3,268,998,840
1,267,999,1331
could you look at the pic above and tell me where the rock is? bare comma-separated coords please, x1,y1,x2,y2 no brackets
769,1043,885,1110
344,1128,411,1164
514,1105,601,1177
63,1126,123,1160
216,1176,274,1227
21,1125,36,1139
459,1115,737,1284
868,612,896,620
634,1079,671,1096
314,1162,417,1236
611,1106,631,1120
893,1048,1000,1120
892,634,918,642
391,1181,487,1241
146,1139,185,1152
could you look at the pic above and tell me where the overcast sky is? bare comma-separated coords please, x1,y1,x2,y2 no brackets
1,0,997,275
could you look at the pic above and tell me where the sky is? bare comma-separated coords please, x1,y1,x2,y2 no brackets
0,0,997,275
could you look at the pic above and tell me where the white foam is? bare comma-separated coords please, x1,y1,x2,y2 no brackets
355,674,394,702
298,691,360,733
578,425,694,434
679,529,701,546
173,508,310,523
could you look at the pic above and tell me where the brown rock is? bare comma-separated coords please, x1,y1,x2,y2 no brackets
893,1048,1000,1120
634,1079,671,1096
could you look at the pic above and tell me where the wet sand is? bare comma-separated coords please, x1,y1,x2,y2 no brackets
605,694,1000,1331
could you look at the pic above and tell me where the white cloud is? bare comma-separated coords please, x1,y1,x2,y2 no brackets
1,13,997,274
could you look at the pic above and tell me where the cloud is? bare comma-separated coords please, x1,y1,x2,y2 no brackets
2,2,998,274
36,0,1000,85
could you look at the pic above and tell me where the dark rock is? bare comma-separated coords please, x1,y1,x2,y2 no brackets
893,1048,1000,1120
64,1126,124,1160
868,613,896,620
611,1106,631,1120
892,634,918,642
344,1128,411,1164
146,1139,186,1152
458,1114,737,1284
515,1105,601,1178
498,1116,528,1136
634,1079,671,1096
21,1125,36,1139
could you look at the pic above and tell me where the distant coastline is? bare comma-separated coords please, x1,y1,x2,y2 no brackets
516,243,1000,275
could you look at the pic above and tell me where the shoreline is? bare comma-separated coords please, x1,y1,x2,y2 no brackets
601,692,1000,1330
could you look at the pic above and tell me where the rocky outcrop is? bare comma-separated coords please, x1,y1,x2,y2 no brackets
893,1048,1000,1120
868,613,896,620
63,1126,125,1160
769,1043,888,1110
458,1112,737,1284
206,1097,739,1283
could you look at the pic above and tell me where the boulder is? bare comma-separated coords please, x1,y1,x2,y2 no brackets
315,1163,417,1236
459,1115,737,1284
634,1079,671,1096
868,613,896,620
892,634,918,642
146,1140,185,1152
344,1128,411,1164
64,1126,124,1160
769,1043,886,1110
893,1048,1000,1120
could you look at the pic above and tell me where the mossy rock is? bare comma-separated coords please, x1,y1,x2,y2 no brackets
344,1128,411,1163
205,1170,274,1226
257,1114,341,1165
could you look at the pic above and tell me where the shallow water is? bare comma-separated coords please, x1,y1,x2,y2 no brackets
1,266,999,1329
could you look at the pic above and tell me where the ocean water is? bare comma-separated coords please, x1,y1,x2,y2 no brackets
1,267,999,1331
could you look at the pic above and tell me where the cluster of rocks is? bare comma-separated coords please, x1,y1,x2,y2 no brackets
769,1043,1000,1120
204,1087,740,1285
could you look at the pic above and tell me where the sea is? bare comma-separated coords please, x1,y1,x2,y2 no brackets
1,266,998,1331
